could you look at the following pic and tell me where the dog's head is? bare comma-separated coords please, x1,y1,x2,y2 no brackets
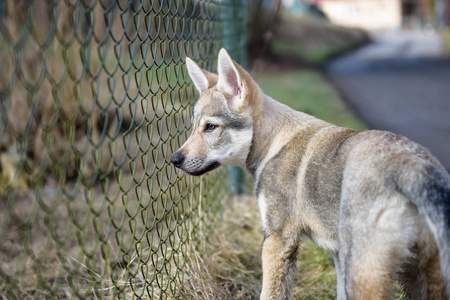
171,49,261,176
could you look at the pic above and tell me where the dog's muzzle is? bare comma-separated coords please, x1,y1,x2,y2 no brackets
170,151,221,176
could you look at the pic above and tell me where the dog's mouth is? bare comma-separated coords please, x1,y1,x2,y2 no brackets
184,161,221,176
171,153,221,176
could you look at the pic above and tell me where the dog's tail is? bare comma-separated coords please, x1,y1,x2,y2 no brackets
399,163,450,296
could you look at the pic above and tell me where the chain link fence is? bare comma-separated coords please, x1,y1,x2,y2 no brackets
0,0,247,298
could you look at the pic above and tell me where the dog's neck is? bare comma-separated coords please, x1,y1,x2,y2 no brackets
245,93,324,179
245,94,296,177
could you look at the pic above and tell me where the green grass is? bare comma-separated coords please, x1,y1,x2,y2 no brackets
254,69,367,130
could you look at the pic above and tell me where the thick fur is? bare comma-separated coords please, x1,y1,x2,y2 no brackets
171,49,450,299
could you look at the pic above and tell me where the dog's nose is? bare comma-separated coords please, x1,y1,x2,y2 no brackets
171,152,184,168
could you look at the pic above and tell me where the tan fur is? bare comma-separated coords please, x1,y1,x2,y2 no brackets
424,255,446,299
203,70,218,87
261,235,298,300
172,49,450,299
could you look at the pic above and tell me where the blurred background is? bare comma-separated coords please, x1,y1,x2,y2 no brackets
249,0,450,63
1,0,449,299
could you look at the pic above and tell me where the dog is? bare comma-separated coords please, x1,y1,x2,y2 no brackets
171,48,450,300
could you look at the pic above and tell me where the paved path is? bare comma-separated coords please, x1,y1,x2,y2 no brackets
326,31,450,170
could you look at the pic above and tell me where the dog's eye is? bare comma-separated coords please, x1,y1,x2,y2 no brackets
204,123,218,132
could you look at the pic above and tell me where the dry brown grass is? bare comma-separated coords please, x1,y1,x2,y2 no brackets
177,195,264,299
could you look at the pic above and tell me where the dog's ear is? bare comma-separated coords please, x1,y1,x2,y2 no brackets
217,48,247,112
186,57,217,94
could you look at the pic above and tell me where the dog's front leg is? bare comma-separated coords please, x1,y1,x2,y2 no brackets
260,234,299,300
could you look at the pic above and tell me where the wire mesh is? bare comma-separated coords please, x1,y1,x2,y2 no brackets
0,0,247,298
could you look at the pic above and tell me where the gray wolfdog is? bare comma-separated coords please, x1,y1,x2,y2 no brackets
171,49,450,300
